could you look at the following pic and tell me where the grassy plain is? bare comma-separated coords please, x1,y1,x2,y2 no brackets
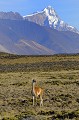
0,53,79,120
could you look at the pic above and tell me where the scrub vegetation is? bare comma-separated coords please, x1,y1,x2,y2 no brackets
0,52,79,120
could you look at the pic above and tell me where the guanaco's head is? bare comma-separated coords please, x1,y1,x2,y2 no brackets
32,79,36,83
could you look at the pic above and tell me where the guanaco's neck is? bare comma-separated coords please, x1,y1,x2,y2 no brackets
32,82,36,95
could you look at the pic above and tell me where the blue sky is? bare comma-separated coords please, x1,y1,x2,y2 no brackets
0,0,79,30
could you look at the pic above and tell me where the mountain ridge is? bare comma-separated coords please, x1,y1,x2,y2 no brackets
0,7,79,55
0,11,23,20
0,6,79,34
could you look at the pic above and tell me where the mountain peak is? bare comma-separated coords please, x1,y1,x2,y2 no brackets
45,5,54,10
42,6,60,28
43,6,56,16
24,6,79,34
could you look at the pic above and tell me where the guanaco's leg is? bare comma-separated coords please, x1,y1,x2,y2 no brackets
40,96,43,107
33,96,34,106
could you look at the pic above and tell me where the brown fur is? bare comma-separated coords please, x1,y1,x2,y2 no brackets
32,79,43,106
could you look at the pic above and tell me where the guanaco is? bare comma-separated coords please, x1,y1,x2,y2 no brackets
32,79,43,107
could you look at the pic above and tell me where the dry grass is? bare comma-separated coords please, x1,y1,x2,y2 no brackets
0,53,79,120
0,53,79,65
0,71,79,120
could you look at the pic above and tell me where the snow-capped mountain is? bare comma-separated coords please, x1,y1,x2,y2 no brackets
0,8,79,55
24,6,79,34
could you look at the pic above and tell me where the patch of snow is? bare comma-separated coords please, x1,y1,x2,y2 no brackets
23,11,44,18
